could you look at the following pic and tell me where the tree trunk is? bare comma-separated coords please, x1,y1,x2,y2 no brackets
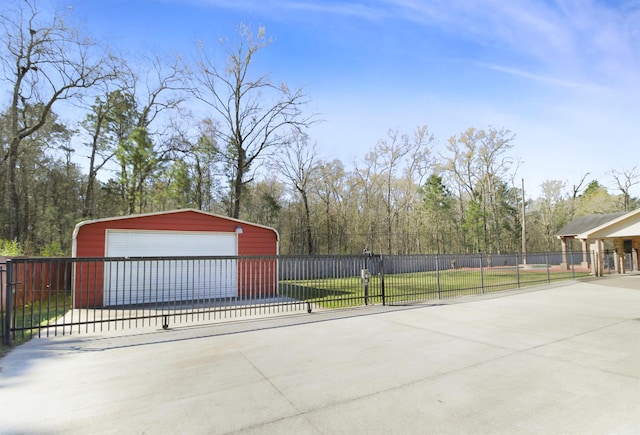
301,191,313,254
232,148,246,219
7,137,21,241
82,111,106,219
83,163,97,219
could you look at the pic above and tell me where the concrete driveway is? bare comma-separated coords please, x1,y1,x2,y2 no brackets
1,276,639,434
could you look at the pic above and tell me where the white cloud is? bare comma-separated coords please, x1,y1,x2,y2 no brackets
143,0,640,198
193,0,638,92
476,62,610,92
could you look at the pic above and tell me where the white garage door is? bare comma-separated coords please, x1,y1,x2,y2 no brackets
104,230,238,306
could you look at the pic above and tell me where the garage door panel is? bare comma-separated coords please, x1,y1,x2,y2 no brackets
104,231,238,306
106,231,237,257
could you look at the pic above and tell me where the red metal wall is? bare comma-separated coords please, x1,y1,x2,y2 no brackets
73,210,278,307
75,210,278,257
1,259,72,310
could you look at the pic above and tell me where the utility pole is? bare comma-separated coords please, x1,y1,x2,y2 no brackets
521,178,527,265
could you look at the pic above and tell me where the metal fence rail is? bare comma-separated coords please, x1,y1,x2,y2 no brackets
1,261,6,343
2,252,591,344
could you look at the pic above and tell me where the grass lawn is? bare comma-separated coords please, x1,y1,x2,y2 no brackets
280,268,591,308
1,291,72,353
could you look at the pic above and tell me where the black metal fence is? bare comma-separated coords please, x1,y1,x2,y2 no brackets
1,252,592,345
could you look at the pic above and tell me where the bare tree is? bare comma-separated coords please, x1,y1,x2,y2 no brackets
373,127,433,253
133,54,188,130
120,55,188,214
443,127,516,252
352,149,385,252
275,132,320,254
608,167,639,211
168,117,220,211
194,24,316,218
315,159,347,253
80,85,132,218
534,180,571,251
1,0,118,240
570,172,591,201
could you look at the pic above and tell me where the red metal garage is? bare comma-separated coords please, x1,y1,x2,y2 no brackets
72,209,279,308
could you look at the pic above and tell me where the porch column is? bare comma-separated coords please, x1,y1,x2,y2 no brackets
618,240,626,274
613,240,625,274
560,237,569,270
593,239,604,277
581,239,589,268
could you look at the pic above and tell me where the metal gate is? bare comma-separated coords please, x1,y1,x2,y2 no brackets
1,254,385,344
2,252,588,345
1,260,7,344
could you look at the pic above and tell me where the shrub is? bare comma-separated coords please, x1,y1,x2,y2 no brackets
0,239,24,257
40,241,65,257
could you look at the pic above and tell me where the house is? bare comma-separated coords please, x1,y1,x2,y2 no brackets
71,209,279,307
556,209,640,276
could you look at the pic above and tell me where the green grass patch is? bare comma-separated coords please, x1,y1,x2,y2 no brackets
1,291,72,352
280,268,591,308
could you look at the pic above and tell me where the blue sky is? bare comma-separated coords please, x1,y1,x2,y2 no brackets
65,0,639,198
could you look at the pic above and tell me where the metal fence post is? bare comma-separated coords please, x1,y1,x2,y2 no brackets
436,254,441,299
0,266,2,344
516,252,521,288
363,250,369,306
380,255,385,306
3,260,12,346
479,251,485,295
570,251,575,280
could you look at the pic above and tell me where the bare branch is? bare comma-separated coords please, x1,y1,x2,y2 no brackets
571,172,590,200
607,166,639,211
193,23,317,218
1,0,119,240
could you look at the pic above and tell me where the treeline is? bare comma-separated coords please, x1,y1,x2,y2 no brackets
259,131,638,255
1,1,638,256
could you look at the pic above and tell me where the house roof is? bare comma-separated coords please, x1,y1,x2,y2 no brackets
575,208,640,239
556,211,628,237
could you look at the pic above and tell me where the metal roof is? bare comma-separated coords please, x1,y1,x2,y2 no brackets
72,208,279,241
556,211,628,237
